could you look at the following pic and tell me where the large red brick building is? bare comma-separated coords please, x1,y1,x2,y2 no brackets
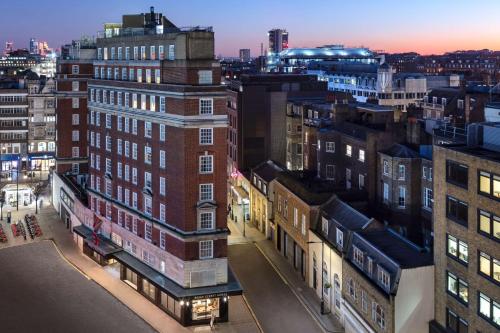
83,8,240,326
55,40,95,174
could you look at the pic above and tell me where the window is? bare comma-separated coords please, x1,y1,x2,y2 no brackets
72,147,79,158
159,150,166,168
105,158,112,175
359,174,365,190
149,95,155,111
321,219,328,235
372,302,386,330
398,186,406,208
117,139,122,155
478,292,500,327
378,267,390,290
106,135,112,152
326,165,335,180
478,210,500,240
160,97,166,113
117,162,122,178
346,144,352,157
160,177,166,196
143,195,152,215
199,240,213,259
132,143,137,160
447,271,468,304
199,211,214,230
124,164,130,181
199,98,213,115
158,45,164,59
383,183,389,202
132,218,138,234
301,214,306,235
359,149,365,162
72,81,79,91
132,119,138,135
105,114,112,128
150,46,155,60
144,172,152,189
361,290,368,313
72,130,79,141
478,170,500,199
423,187,433,210
478,251,500,283
447,234,468,264
325,141,335,153
367,257,373,276
336,229,343,247
159,124,166,141
199,184,213,201
398,164,405,180
198,70,212,85
144,121,152,138
71,65,79,74
160,231,166,249
168,44,175,60
199,128,213,145
145,146,152,164
446,196,468,226
446,308,468,333
383,159,390,176
199,155,213,174
353,246,364,267
348,278,356,299
145,223,152,242
155,69,160,84
446,160,469,188
72,98,79,108
140,46,146,59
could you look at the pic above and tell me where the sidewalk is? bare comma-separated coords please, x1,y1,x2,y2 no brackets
227,216,267,245
255,239,344,333
0,202,260,333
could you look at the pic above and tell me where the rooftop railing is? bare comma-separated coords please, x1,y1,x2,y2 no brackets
97,26,213,39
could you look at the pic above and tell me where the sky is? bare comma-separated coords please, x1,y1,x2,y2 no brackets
1,0,500,57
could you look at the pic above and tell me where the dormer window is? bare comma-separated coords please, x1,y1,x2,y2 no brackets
336,229,343,247
353,246,364,268
378,266,390,290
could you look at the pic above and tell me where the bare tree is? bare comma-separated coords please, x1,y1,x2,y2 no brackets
31,183,44,214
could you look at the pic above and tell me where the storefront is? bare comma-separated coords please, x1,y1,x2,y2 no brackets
114,250,242,326
29,152,55,173
0,183,32,207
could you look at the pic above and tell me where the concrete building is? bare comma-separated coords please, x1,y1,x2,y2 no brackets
430,122,500,333
272,171,334,280
84,8,241,326
310,63,429,112
0,80,29,179
342,228,434,333
55,38,96,175
238,49,250,62
249,160,284,238
26,75,56,173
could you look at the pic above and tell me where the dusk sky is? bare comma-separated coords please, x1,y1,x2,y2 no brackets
1,0,500,56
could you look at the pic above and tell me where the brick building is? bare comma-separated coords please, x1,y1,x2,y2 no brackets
81,8,241,326
342,228,434,333
55,39,96,174
430,123,500,333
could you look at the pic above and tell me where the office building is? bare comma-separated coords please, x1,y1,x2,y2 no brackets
239,49,250,62
430,122,500,333
268,28,288,54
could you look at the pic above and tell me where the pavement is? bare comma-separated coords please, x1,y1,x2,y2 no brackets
0,189,260,333
228,218,344,333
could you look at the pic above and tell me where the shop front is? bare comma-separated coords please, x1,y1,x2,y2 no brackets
113,250,242,326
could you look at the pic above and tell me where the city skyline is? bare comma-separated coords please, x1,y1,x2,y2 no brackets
2,0,500,57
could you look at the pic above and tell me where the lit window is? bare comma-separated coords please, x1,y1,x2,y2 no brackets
359,149,365,162
346,144,352,157
325,141,335,153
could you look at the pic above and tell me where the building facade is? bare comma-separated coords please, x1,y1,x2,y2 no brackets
430,123,500,333
84,9,241,326
55,39,96,174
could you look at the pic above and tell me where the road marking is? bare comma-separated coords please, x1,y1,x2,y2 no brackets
254,242,337,333
242,294,265,333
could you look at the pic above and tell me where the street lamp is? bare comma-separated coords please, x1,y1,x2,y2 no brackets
307,240,326,315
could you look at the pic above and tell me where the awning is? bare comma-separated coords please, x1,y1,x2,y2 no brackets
28,153,55,160
73,225,122,258
0,154,20,161
113,250,243,300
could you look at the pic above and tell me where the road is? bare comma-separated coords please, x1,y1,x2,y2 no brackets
229,243,323,333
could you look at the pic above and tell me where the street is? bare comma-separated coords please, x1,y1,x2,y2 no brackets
229,243,323,333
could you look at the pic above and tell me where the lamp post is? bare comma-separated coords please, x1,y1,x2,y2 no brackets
307,240,325,315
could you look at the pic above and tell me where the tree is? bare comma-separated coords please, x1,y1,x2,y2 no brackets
0,191,5,220
31,183,44,214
